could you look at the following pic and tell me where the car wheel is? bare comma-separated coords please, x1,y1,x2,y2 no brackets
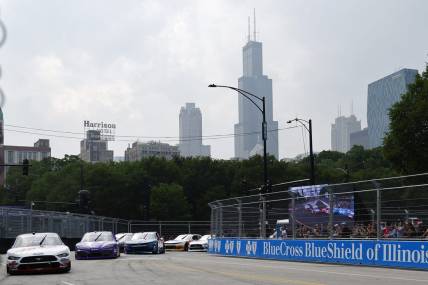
62,266,71,273
184,243,189,251
152,245,159,254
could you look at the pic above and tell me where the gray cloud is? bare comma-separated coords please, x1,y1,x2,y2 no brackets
1,0,428,159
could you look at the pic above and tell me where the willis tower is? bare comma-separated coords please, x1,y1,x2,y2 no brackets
234,12,279,159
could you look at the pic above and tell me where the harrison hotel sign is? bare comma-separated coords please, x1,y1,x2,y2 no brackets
84,120,116,141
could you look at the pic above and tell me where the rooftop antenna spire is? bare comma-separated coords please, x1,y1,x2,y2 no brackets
351,100,354,115
253,8,256,41
247,16,250,42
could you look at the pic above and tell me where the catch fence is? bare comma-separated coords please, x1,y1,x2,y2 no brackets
0,207,210,239
209,173,428,240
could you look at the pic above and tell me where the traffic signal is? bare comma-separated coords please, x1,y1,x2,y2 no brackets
78,190,90,210
22,159,29,176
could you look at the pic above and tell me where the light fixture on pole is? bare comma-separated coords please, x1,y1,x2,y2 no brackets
287,118,315,185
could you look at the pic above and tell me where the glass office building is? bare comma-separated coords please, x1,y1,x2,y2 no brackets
367,69,418,148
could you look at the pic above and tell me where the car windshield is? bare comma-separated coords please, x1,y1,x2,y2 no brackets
81,232,114,242
174,234,189,240
13,234,62,248
199,235,211,241
116,233,132,242
132,232,157,240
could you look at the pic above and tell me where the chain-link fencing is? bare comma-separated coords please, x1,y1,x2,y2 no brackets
209,173,428,240
0,208,210,239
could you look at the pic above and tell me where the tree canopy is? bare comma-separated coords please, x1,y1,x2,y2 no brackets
384,64,428,173
0,147,395,221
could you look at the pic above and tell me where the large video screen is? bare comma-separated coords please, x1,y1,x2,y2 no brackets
289,184,354,226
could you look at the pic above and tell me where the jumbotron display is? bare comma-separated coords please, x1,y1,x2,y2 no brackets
289,184,354,227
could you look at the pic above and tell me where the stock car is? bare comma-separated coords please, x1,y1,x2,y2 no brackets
115,233,133,253
188,234,211,251
6,232,71,275
124,232,165,254
75,231,120,259
164,234,201,251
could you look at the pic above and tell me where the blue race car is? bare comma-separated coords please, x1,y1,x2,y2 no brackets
124,232,165,254
75,231,120,260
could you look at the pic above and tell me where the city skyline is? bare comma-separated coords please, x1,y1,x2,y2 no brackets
1,1,428,159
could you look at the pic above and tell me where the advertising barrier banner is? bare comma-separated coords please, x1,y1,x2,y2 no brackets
208,238,428,270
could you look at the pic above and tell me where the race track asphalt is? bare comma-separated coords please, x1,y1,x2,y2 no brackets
0,252,427,285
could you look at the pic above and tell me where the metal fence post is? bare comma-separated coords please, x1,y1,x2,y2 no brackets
188,222,191,234
29,203,33,233
328,189,334,239
291,196,296,240
260,196,266,239
209,205,214,236
159,221,162,236
218,202,223,237
377,187,381,240
237,199,242,238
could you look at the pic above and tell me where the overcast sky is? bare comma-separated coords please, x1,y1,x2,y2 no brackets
1,0,427,159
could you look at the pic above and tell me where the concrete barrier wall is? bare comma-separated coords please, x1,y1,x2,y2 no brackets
208,238,428,270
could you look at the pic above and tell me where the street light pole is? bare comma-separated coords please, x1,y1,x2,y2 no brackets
209,84,268,188
209,84,268,238
308,119,315,186
287,118,315,185
262,97,268,188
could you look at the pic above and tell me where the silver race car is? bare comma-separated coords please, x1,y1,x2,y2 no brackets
6,232,71,275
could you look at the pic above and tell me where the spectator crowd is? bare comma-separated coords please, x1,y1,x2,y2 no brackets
275,220,428,239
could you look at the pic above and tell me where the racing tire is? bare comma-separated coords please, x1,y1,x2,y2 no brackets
62,266,71,273
152,245,159,254
184,243,189,252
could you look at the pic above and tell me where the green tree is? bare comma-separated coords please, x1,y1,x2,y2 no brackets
150,183,190,220
384,65,428,173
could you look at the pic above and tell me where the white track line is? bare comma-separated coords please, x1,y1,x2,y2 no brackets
173,256,428,283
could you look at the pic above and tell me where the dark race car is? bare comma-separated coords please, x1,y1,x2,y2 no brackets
75,231,120,260
124,232,165,254
6,232,71,275
115,233,133,253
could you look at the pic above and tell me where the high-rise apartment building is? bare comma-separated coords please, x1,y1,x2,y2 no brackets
234,15,278,159
350,128,369,150
367,68,418,148
179,103,210,157
331,115,361,153
80,130,113,163
125,141,180,161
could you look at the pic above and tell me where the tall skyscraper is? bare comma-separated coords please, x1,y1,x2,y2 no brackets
179,103,210,157
367,68,418,148
331,115,361,153
234,13,279,159
80,130,113,163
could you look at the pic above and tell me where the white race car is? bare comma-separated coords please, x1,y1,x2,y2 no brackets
6,232,71,275
188,234,211,251
164,234,201,251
